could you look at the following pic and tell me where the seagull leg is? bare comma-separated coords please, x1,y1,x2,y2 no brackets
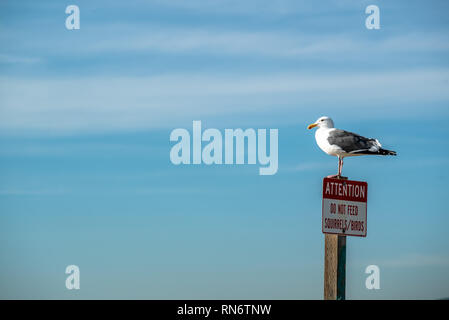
328,156,344,179
340,157,344,176
337,156,342,177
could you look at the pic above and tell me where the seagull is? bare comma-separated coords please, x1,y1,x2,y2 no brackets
307,116,396,177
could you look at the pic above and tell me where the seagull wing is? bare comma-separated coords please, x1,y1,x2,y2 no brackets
327,129,386,154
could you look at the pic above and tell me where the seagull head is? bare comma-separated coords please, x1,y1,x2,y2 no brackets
307,116,334,130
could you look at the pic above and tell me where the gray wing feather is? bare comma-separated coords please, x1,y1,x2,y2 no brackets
327,129,379,153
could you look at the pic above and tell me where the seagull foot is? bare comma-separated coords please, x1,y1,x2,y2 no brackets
326,174,347,180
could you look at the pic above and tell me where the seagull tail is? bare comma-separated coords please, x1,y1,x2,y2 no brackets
378,148,397,156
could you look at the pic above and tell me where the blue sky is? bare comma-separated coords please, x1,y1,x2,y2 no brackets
0,0,448,299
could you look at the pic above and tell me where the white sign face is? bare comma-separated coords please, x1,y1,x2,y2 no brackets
322,177,368,237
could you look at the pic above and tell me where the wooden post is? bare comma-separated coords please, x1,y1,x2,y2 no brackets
324,175,347,300
324,234,346,300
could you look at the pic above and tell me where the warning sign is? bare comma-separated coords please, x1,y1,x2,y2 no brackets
322,177,367,237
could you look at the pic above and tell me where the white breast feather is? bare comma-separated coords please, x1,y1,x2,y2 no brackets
315,128,343,156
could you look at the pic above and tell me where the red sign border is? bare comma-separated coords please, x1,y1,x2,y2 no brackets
322,177,368,202
322,178,368,237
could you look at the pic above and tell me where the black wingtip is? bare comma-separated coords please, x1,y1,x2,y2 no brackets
380,148,397,156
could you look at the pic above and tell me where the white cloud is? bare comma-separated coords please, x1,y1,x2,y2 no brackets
0,68,448,133
283,162,332,173
121,0,328,16
81,29,449,58
379,253,449,268
5,20,449,59
0,188,66,196
0,142,160,156
0,54,41,64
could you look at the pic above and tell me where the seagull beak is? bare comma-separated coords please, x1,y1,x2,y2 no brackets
307,123,318,130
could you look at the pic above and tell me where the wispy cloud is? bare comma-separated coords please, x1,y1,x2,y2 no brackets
0,54,41,64
87,30,449,57
16,27,449,59
0,188,67,196
0,142,163,157
135,187,211,195
379,254,449,268
0,68,448,133
3,13,449,60
282,162,332,173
